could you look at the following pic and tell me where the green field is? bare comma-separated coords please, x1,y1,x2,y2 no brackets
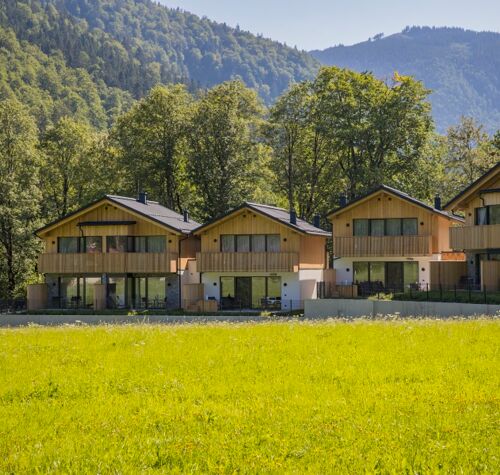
0,320,498,473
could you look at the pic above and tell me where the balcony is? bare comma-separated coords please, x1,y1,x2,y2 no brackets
333,235,432,257
196,252,299,272
38,252,178,274
449,224,500,251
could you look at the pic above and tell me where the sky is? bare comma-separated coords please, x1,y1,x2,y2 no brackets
160,0,500,50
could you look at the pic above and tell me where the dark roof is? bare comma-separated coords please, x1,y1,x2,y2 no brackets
194,202,330,236
444,162,500,210
36,195,201,235
327,185,464,222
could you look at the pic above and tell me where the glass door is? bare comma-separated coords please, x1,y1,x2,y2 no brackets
235,277,252,309
386,263,404,291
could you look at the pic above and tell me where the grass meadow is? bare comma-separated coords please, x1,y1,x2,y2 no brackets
0,320,498,473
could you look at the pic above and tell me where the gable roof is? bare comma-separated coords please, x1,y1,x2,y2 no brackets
327,185,464,222
36,195,201,236
443,162,500,211
193,202,330,237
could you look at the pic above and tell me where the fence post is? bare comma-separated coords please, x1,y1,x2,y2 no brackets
426,283,429,301
484,286,487,304
454,284,457,301
439,284,442,301
468,282,471,303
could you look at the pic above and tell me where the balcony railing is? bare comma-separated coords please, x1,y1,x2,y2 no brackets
196,252,299,272
450,224,500,251
38,252,178,274
333,235,432,257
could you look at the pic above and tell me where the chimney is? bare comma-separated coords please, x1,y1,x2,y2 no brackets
339,195,348,207
434,195,441,210
313,214,321,228
138,191,148,205
290,209,297,225
183,209,189,223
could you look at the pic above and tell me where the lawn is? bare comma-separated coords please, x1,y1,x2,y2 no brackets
0,320,498,473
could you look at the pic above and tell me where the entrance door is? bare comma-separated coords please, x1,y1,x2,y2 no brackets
386,263,404,291
235,277,252,308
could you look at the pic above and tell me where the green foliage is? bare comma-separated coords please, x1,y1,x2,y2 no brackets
311,26,500,133
0,100,42,298
0,321,498,472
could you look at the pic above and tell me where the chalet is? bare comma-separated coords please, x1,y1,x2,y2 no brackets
327,185,464,293
444,163,500,290
33,193,200,310
191,203,331,311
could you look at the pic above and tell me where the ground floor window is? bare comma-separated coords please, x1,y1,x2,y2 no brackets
220,276,282,309
353,261,419,292
58,276,102,308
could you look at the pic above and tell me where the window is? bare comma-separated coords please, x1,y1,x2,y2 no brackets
220,234,281,252
369,262,385,283
107,236,129,253
490,205,500,225
475,207,488,225
370,220,385,236
353,219,369,236
267,235,281,252
475,205,500,225
84,237,102,253
146,236,166,253
353,262,369,283
221,277,235,298
402,218,418,236
147,277,167,307
134,237,147,253
221,235,235,252
251,235,266,252
386,219,402,236
236,235,250,252
58,237,80,253
403,262,419,287
352,218,418,236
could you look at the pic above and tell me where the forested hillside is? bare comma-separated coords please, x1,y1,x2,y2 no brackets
311,27,500,133
0,0,318,106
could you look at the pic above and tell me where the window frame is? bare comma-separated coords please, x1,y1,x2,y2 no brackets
220,234,281,252
352,218,419,237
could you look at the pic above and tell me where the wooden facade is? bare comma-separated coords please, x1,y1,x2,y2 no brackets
329,190,459,258
195,208,327,271
449,224,500,250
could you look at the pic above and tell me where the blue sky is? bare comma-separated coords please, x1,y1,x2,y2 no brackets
160,0,500,50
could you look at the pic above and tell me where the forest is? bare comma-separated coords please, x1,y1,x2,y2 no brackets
0,0,499,300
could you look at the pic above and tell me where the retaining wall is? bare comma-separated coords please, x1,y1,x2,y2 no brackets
304,299,500,318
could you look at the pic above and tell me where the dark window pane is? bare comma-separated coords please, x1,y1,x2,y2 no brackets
58,237,79,253
221,277,235,298
221,235,235,252
370,220,385,236
402,218,418,235
252,235,266,252
85,236,102,253
236,235,250,252
353,219,369,236
107,236,128,253
267,235,281,252
147,236,166,253
370,262,385,284
403,262,419,288
475,207,488,225
386,219,402,236
134,237,147,253
489,205,500,225
353,262,369,283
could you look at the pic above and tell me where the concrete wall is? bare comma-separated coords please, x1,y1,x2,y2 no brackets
304,298,500,318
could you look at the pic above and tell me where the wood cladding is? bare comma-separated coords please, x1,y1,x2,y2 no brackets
481,261,500,291
196,252,299,272
449,224,500,250
38,252,178,274
334,235,432,257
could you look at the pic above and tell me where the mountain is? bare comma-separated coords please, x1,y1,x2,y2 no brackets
311,27,500,133
0,0,318,111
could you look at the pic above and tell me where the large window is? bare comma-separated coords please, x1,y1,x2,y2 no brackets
106,236,166,253
58,276,101,308
58,237,102,254
220,235,281,252
220,276,281,309
353,261,419,290
353,218,418,236
475,205,500,225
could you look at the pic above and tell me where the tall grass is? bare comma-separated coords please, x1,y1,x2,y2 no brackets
0,320,498,473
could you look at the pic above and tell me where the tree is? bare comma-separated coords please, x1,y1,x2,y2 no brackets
312,67,433,199
187,81,265,220
0,99,42,300
39,117,104,219
113,84,193,211
443,117,499,198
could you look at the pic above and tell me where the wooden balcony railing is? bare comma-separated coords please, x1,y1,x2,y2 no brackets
196,252,299,272
450,224,500,250
333,235,432,257
38,252,178,274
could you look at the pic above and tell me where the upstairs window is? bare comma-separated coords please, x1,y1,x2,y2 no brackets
58,237,102,254
353,218,418,236
107,236,130,253
475,205,500,225
107,236,166,253
220,234,281,252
